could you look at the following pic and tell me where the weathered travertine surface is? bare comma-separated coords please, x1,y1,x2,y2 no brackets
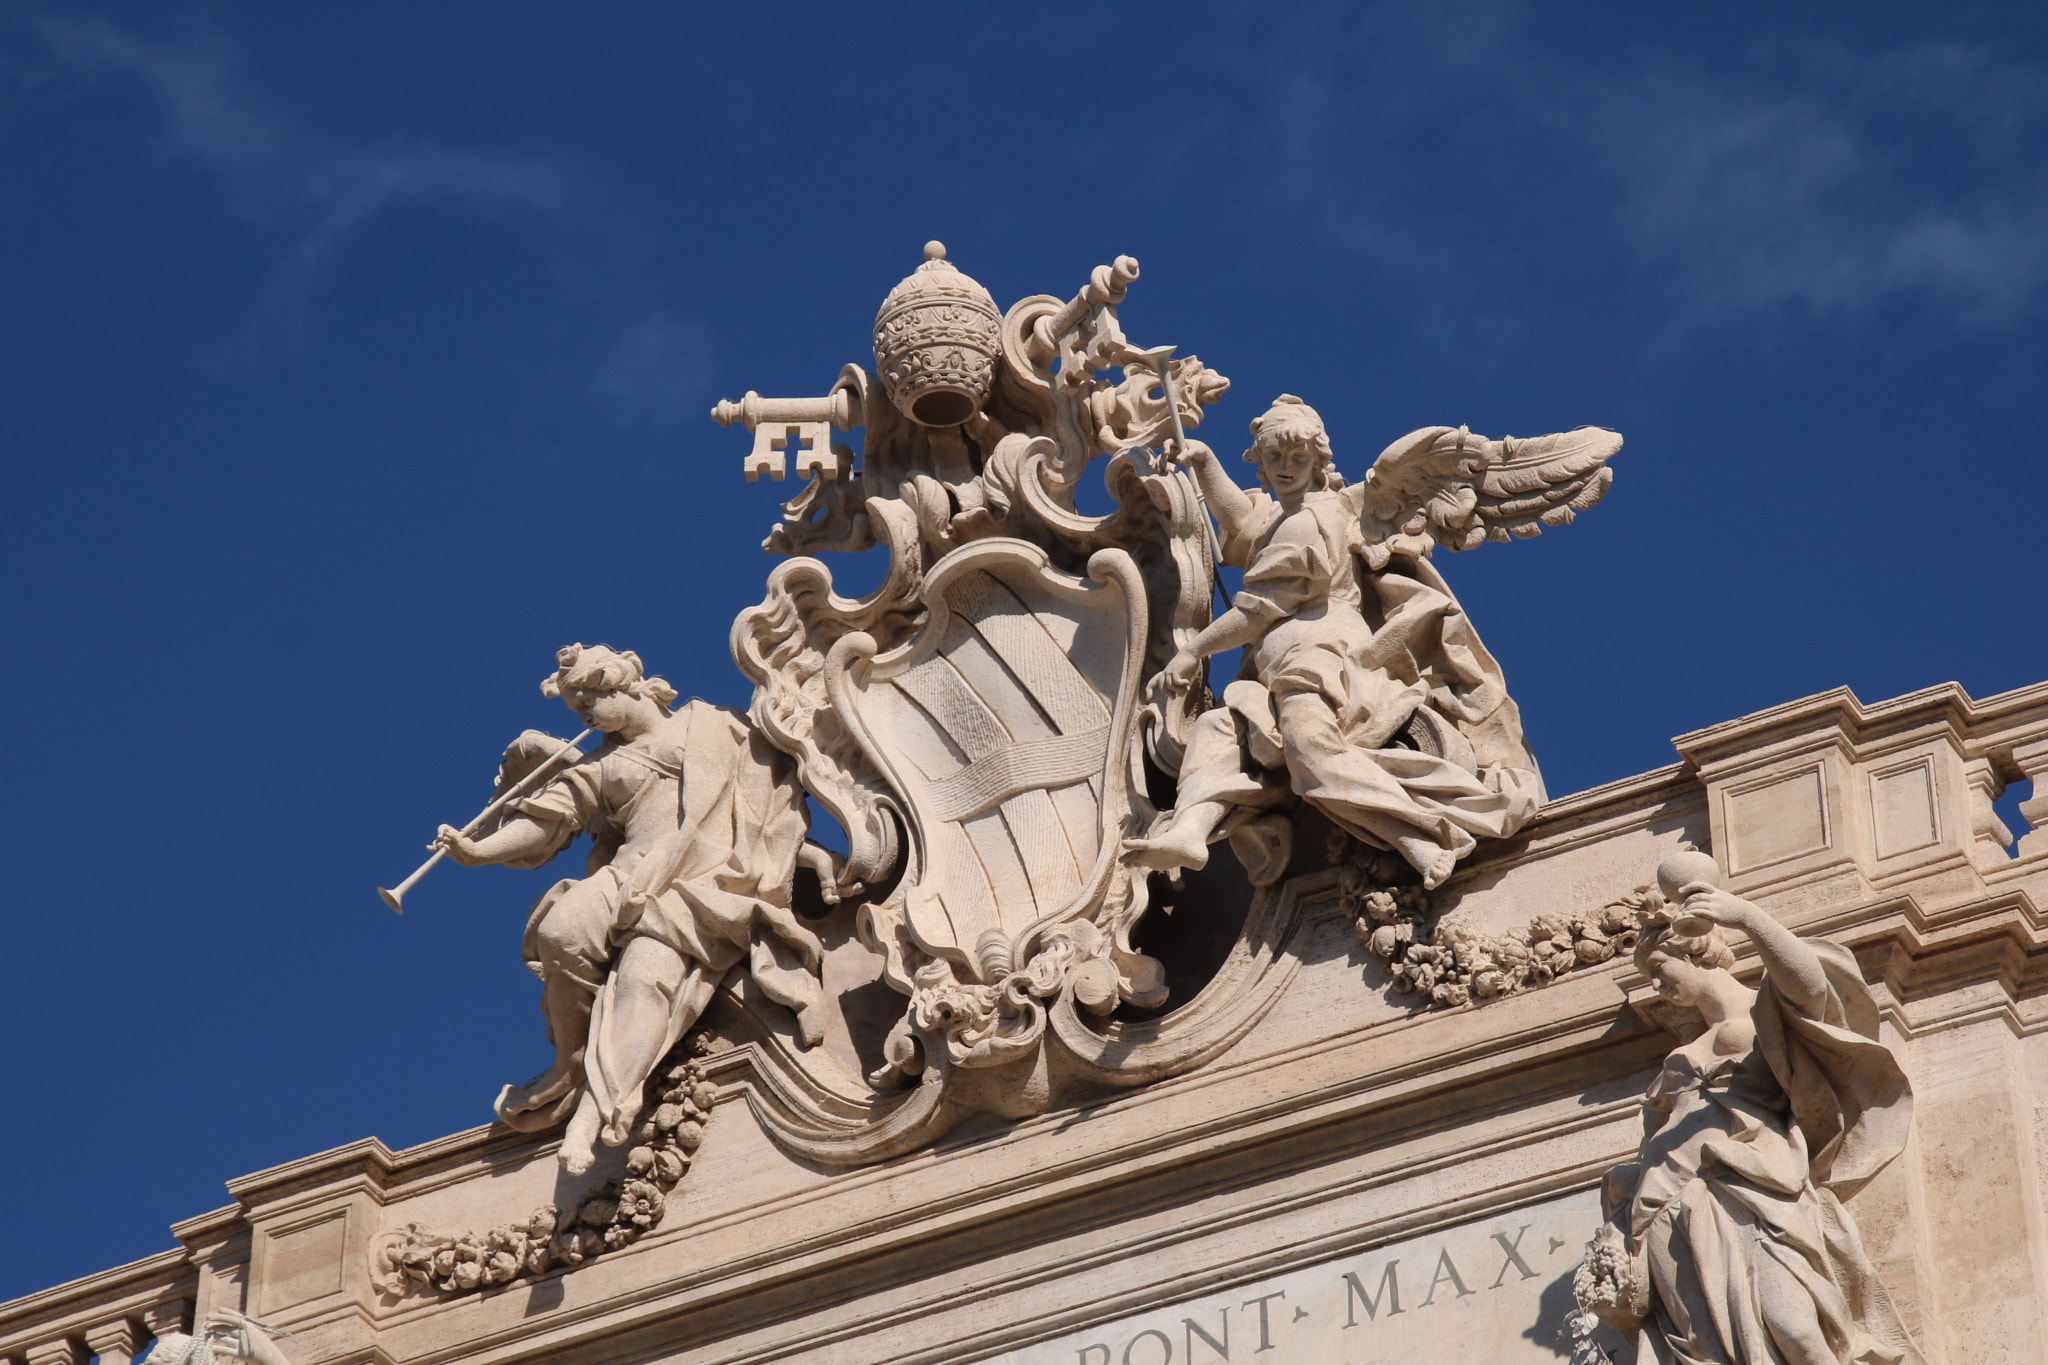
7,247,2047,1365
5,680,2047,1365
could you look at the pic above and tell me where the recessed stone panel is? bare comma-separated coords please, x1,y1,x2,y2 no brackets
257,1210,346,1315
1870,756,1941,859
1724,764,1830,873
975,1189,1610,1365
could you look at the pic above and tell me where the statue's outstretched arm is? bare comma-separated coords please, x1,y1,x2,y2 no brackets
1173,440,1255,555
1185,605,1263,664
797,840,860,904
1675,882,1830,1016
435,813,563,868
1158,598,1268,696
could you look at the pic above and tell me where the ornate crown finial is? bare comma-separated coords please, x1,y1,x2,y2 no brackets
873,243,1002,427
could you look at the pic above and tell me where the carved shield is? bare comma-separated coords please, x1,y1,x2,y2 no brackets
825,540,1147,971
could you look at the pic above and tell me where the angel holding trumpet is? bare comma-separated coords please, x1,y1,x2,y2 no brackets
1122,393,1618,889
425,643,841,1174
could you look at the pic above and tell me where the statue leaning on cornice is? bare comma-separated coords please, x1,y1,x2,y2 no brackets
142,1311,292,1365
430,644,832,1174
1574,852,1925,1365
1123,395,1619,889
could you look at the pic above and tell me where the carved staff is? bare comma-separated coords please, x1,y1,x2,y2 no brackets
377,728,593,913
1136,343,1225,570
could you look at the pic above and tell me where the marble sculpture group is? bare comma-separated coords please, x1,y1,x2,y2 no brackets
393,243,1921,1362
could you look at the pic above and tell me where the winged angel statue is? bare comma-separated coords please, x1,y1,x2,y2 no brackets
1123,395,1619,890
389,244,1623,1181
704,245,1621,1161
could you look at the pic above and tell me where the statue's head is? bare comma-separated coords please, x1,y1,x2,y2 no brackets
1633,865,1736,1009
141,1334,222,1365
1245,394,1339,496
541,643,676,730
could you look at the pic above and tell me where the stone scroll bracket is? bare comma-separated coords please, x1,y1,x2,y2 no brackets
719,865,1339,1168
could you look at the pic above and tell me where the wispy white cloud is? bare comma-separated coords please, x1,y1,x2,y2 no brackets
19,15,582,330
588,312,718,435
12,10,720,476
1217,1,2048,361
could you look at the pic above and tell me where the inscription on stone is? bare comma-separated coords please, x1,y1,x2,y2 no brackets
978,1190,1602,1365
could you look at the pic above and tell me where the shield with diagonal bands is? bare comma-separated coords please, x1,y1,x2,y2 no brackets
824,540,1148,972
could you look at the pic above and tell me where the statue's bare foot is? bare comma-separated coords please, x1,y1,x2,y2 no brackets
1418,845,1459,891
1121,819,1212,874
496,1058,578,1119
558,1106,601,1175
1229,814,1294,887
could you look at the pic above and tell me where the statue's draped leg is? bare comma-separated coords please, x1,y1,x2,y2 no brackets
579,938,719,1151
1271,690,1536,889
496,872,619,1130
1170,702,1291,823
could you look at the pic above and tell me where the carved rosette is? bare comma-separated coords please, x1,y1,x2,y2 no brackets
872,242,1002,427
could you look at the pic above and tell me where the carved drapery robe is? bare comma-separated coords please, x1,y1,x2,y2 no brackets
1175,487,1543,887
1607,941,1923,1365
506,701,820,1125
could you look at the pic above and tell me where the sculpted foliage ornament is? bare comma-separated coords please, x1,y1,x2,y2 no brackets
373,1032,718,1297
1339,835,1668,1009
380,239,1624,1264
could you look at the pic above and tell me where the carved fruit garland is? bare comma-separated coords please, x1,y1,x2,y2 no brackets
373,1031,717,1297
1335,837,1658,1009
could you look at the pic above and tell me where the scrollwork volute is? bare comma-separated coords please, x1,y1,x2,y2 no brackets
385,241,1626,1266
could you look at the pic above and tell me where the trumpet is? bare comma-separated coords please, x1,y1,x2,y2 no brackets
378,728,594,913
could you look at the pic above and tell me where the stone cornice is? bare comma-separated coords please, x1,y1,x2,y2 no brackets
0,1249,194,1363
1673,679,2048,769
11,881,2040,1365
10,675,2044,1364
362,878,2046,1365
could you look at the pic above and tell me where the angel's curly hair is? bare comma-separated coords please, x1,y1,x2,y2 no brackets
541,643,677,710
1632,894,1736,975
1244,394,1343,492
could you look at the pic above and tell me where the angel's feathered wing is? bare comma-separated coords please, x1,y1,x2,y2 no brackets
1348,424,1620,562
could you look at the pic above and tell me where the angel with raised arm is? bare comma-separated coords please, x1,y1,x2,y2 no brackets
1122,395,1618,889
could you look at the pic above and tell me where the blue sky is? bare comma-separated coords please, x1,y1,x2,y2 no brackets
2,2,2044,1299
